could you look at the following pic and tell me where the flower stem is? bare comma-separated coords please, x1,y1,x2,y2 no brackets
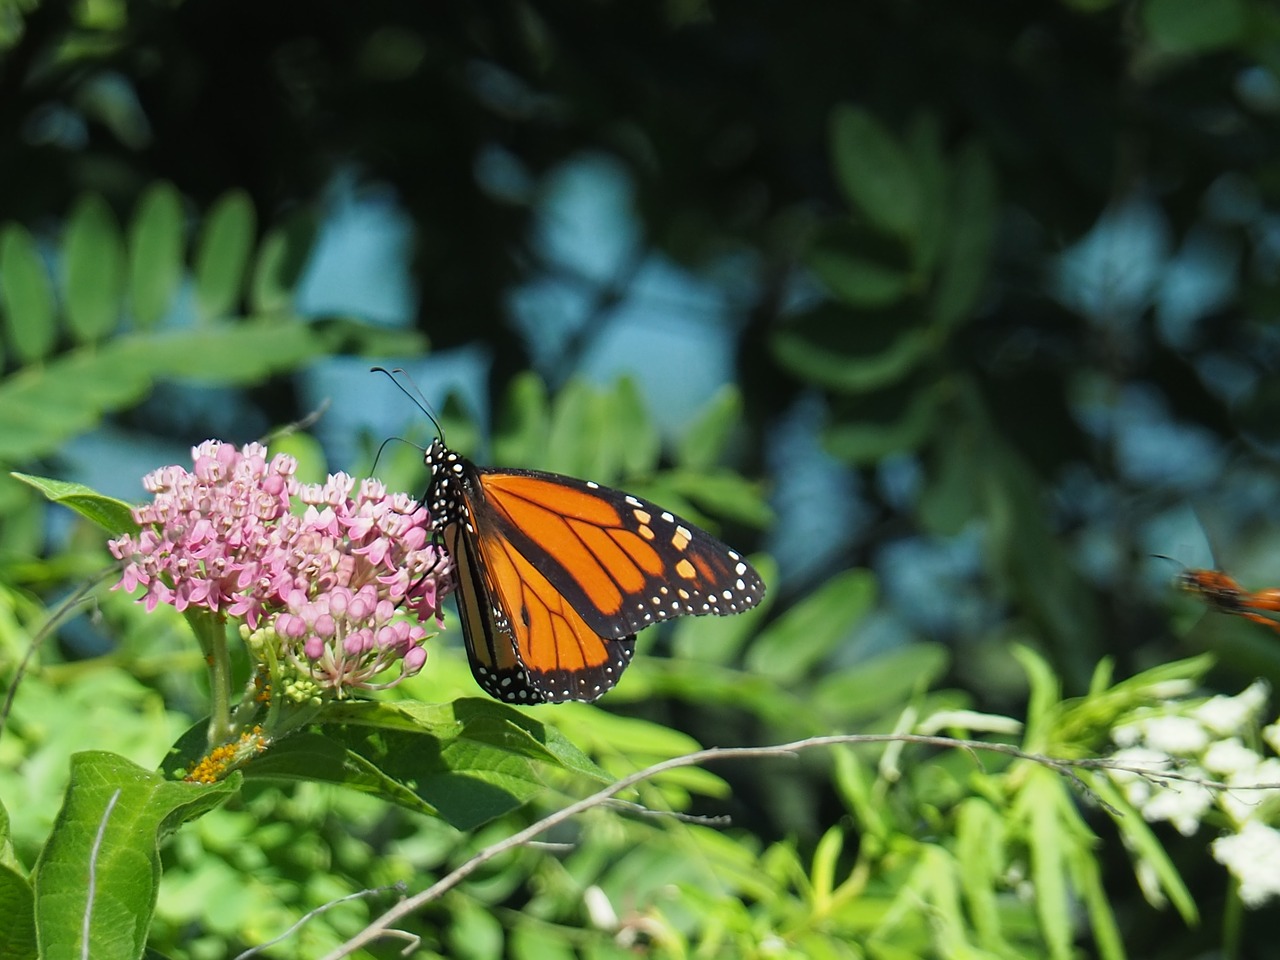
186,609,233,748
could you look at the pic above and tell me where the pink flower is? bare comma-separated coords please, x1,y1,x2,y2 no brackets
110,440,447,695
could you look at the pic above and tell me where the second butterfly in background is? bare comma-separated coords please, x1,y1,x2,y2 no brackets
1176,567,1280,635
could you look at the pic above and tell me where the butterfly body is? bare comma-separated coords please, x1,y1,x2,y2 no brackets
425,438,764,703
1177,568,1280,633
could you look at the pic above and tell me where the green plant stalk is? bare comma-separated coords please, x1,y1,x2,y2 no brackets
185,608,233,747
1222,877,1242,960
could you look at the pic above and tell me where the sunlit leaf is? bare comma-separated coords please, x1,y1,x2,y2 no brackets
10,474,138,535
0,224,56,363
32,752,237,960
193,189,255,321
127,182,185,329
63,194,125,342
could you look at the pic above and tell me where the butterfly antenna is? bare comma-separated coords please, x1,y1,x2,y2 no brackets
371,366,446,442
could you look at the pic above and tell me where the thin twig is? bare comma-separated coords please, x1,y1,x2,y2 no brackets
232,883,407,960
315,732,1124,960
0,568,113,740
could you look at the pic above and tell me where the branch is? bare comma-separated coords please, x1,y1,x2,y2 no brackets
315,731,1148,960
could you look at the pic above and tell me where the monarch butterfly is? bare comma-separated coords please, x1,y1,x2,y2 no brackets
1176,567,1280,634
424,438,765,703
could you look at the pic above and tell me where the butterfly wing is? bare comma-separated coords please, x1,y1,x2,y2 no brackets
425,439,763,703
473,469,764,638
444,517,636,703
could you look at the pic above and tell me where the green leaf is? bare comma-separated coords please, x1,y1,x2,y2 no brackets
904,115,950,278
773,307,933,394
0,862,36,960
954,798,1007,951
0,321,367,464
659,468,773,528
747,568,876,684
250,210,317,316
610,376,661,477
32,752,237,960
1143,0,1244,53
110,322,332,383
0,802,35,960
808,246,913,308
812,642,950,724
127,182,185,329
830,104,922,242
1070,836,1125,960
917,426,982,536
0,224,57,363
930,142,997,329
546,379,612,479
675,384,742,472
63,194,125,342
493,371,551,467
1087,773,1198,924
193,189,255,321
9,474,138,534
824,384,939,464
1015,770,1074,960
247,699,610,831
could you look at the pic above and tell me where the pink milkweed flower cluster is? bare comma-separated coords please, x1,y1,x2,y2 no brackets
108,440,447,694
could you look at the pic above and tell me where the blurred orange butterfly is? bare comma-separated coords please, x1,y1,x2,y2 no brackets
1176,567,1280,634
424,438,765,703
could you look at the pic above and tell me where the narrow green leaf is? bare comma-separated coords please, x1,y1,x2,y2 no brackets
808,247,913,308
32,752,237,960
676,384,742,472
250,210,317,316
1087,773,1198,924
1144,0,1244,53
1069,837,1125,960
111,322,330,382
747,568,876,683
824,385,938,464
1012,646,1060,753
954,798,1007,950
905,115,950,277
773,308,933,394
930,142,997,329
193,189,255,321
810,825,844,906
917,428,981,536
9,474,138,534
830,104,922,242
812,642,950,724
127,182,185,328
1016,770,1074,960
0,224,57,363
63,194,125,342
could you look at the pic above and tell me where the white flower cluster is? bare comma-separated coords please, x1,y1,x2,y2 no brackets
1108,680,1280,907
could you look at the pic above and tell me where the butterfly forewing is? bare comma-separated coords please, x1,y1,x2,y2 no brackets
476,470,765,638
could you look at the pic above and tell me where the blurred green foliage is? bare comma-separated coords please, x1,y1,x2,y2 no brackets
4,0,1280,957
